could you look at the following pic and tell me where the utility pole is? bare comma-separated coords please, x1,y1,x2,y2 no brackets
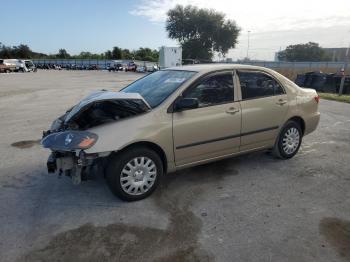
338,34,350,96
246,30,251,59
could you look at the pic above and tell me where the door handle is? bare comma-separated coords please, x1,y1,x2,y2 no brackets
225,107,240,114
276,99,287,106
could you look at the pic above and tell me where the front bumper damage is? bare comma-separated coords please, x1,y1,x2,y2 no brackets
46,150,108,184
42,129,102,184
41,91,150,184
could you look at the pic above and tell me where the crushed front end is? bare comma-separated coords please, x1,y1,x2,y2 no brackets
42,130,103,184
41,90,150,184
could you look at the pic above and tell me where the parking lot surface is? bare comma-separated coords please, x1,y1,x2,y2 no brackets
0,71,349,262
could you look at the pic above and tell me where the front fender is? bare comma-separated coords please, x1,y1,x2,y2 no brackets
84,110,174,167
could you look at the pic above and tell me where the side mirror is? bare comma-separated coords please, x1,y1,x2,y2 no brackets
174,97,199,111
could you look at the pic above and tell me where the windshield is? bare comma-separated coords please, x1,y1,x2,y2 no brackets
122,70,197,108
25,61,34,67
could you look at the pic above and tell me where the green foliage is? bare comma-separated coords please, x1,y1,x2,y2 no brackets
121,49,133,60
104,50,112,59
0,42,47,59
56,49,70,59
166,5,240,60
133,47,159,62
112,46,122,59
318,93,350,103
181,39,212,60
278,42,331,62
0,42,159,61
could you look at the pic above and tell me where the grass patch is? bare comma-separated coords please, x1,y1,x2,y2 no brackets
319,93,350,104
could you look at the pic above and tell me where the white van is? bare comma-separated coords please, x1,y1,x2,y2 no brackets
4,59,36,72
17,59,36,72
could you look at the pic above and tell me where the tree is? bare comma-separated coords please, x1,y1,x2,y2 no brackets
134,47,159,62
104,50,112,59
56,49,70,59
0,42,12,58
112,46,122,59
0,42,159,61
12,44,32,58
182,39,212,60
121,49,133,60
166,5,240,60
278,42,331,62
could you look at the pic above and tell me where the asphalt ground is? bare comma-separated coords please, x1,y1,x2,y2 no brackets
0,70,349,262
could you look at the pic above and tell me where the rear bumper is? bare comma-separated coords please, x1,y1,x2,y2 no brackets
304,112,320,135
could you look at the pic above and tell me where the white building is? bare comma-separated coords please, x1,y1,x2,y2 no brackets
159,46,182,69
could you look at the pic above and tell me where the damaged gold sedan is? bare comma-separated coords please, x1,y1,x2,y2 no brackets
42,64,320,201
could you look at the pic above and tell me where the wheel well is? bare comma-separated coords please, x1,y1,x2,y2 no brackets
115,142,168,173
288,116,305,134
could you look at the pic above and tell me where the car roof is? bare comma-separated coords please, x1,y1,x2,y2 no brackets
165,63,270,73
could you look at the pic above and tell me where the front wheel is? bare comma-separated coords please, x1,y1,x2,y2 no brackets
106,147,163,201
273,121,302,159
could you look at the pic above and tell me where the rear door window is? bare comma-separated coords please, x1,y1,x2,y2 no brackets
237,71,284,100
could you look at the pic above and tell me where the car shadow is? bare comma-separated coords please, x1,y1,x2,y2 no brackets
8,150,277,262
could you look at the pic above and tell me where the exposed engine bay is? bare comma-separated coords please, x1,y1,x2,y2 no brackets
41,90,150,184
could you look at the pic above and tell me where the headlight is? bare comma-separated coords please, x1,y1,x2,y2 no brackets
41,131,98,151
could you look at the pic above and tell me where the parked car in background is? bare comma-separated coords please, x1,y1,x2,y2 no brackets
23,60,36,72
125,62,137,72
0,59,16,73
2,59,35,72
88,64,99,70
108,62,123,72
41,64,320,201
136,66,146,73
146,65,159,72
53,64,62,70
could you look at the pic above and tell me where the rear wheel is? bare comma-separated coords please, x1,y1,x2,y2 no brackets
273,121,302,159
106,147,163,201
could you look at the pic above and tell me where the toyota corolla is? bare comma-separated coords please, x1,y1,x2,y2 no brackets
41,64,320,201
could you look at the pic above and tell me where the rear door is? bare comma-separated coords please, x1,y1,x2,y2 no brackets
172,71,241,166
237,70,289,151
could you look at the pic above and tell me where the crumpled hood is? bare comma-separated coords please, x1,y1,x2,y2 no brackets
64,90,151,124
45,90,151,134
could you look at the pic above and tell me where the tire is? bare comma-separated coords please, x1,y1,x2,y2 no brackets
106,147,163,201
273,120,302,159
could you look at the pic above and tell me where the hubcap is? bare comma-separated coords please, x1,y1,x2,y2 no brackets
120,157,157,195
282,127,300,155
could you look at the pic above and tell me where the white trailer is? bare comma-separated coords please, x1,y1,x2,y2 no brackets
159,46,182,69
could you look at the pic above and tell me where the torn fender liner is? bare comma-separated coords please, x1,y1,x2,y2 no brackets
48,91,151,131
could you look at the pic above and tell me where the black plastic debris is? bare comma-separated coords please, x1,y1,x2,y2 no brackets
295,71,350,94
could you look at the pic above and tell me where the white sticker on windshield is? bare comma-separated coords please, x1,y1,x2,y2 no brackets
164,78,186,83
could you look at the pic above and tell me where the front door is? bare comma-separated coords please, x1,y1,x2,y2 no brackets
172,72,241,167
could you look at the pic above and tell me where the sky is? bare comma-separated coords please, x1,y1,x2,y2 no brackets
1,0,350,61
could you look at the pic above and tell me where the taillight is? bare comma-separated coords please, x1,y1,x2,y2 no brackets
314,95,320,103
